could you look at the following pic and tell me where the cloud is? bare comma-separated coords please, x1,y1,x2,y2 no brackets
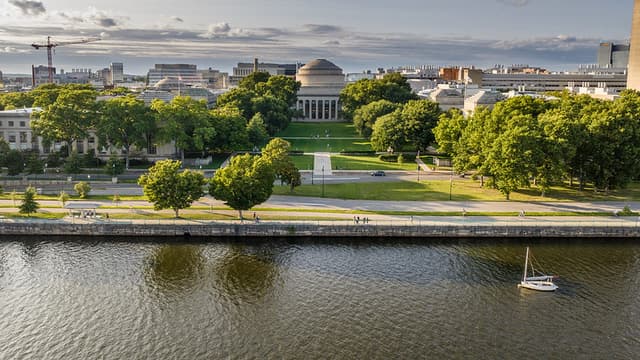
8,0,46,16
303,24,344,34
497,0,530,6
171,16,184,23
323,40,341,46
56,8,122,28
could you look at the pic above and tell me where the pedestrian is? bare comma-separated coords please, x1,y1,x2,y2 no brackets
253,212,257,220
410,216,413,223
462,208,467,217
356,216,360,224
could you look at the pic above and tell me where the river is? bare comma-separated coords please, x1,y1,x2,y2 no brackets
0,238,638,359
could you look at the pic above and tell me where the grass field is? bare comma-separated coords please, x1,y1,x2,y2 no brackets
286,138,372,153
276,122,361,138
273,179,640,202
331,155,419,171
290,155,314,170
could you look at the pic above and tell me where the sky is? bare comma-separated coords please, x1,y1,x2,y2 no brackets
0,0,635,75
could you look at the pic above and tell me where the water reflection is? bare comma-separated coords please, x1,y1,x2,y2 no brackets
213,245,279,304
144,244,205,295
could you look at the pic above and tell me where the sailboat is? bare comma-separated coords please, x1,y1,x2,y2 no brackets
517,247,558,292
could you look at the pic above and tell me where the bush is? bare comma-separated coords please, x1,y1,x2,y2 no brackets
378,154,398,163
128,158,152,167
19,186,39,215
45,152,63,167
64,152,83,174
74,181,91,198
619,205,636,216
340,150,376,156
398,154,407,164
105,155,125,176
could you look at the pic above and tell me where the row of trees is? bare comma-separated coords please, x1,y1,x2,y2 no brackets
339,73,442,152
434,92,640,198
139,138,300,218
2,75,300,169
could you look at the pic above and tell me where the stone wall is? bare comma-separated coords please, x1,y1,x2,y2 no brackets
1,222,639,239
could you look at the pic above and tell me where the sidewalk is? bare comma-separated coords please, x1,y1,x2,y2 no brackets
313,152,333,176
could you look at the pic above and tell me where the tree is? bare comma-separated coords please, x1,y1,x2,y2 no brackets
74,181,91,198
339,73,417,120
246,113,270,148
152,97,214,161
58,191,69,207
30,89,98,157
5,150,24,176
63,152,83,174
352,99,399,138
215,87,255,119
138,159,205,217
238,71,271,91
209,154,275,219
208,106,250,152
252,95,292,135
96,96,155,169
261,138,300,189
19,186,39,215
401,99,442,150
370,109,407,152
258,75,301,107
105,155,125,176
433,108,467,156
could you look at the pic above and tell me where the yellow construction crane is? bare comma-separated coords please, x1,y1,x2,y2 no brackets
31,36,101,83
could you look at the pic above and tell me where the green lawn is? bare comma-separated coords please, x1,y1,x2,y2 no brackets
290,155,314,170
286,138,372,153
331,155,419,171
276,122,361,138
273,179,640,202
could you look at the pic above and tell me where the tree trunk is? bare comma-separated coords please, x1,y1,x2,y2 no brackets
238,209,243,220
174,208,180,218
506,192,510,201
480,175,484,187
124,144,130,170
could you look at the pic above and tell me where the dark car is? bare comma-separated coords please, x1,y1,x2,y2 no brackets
370,170,386,176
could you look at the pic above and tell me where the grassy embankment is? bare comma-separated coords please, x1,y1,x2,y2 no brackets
275,122,371,153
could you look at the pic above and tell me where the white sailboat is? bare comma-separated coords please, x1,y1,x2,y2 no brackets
517,247,558,292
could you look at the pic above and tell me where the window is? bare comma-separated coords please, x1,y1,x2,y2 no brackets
0,131,3,139
8,135,16,143
0,121,3,126
19,121,25,127
88,137,95,144
8,121,14,127
19,132,27,143
77,141,84,154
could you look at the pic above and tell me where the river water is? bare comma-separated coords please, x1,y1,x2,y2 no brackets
0,238,638,359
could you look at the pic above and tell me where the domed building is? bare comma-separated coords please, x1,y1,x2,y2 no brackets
295,59,345,121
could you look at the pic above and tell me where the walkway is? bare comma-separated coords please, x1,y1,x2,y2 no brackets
416,157,432,172
313,152,333,176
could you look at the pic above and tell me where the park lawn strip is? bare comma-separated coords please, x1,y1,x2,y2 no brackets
331,155,418,171
272,180,640,202
276,122,361,138
289,155,315,171
285,138,371,153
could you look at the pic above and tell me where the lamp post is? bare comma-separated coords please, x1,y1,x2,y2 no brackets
449,171,453,201
321,165,325,198
417,165,420,182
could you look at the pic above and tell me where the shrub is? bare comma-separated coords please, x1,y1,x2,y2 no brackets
398,154,407,163
19,186,39,215
64,152,83,174
619,205,636,216
58,190,69,207
74,181,91,198
378,154,398,162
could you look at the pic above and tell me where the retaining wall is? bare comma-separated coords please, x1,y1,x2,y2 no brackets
1,222,639,238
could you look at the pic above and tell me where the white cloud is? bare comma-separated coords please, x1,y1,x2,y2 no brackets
8,0,46,16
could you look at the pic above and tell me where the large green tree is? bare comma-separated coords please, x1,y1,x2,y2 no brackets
261,138,301,190
138,160,206,217
30,88,98,156
339,73,417,120
352,99,399,138
209,154,275,219
152,97,215,161
19,186,39,216
370,109,407,152
96,96,155,169
401,99,441,151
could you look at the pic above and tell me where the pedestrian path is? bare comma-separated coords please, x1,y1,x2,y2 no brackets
313,152,333,176
416,157,432,172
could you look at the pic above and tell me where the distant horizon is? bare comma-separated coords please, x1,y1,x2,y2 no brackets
0,0,634,74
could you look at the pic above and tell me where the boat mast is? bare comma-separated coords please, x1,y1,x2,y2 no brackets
523,247,529,282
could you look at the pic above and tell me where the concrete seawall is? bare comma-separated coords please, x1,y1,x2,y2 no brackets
1,221,640,239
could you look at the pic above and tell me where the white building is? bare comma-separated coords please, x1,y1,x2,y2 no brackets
295,59,345,122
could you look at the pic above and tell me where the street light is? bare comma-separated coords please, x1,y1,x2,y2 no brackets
417,165,420,182
321,165,325,198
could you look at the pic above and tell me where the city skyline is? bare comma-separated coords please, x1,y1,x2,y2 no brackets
0,0,635,74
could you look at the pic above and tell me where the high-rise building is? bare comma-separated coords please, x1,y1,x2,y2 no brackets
627,0,640,90
110,62,124,84
598,43,629,69
146,64,204,87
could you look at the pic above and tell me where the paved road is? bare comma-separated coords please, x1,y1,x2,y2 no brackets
313,152,333,176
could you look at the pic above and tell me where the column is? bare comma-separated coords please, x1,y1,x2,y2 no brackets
318,100,323,120
328,100,333,120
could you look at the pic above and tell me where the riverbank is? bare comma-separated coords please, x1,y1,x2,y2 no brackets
2,217,640,239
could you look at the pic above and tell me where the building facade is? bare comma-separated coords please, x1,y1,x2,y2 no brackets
598,43,630,69
147,64,204,87
295,59,345,122
110,62,124,84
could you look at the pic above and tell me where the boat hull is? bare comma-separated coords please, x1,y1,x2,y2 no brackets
518,281,558,292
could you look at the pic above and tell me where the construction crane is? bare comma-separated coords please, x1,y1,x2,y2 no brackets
31,36,101,84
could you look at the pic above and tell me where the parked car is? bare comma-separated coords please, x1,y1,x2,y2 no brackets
370,170,386,176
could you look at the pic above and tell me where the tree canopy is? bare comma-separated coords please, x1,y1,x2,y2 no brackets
209,153,275,219
339,73,417,120
138,159,205,217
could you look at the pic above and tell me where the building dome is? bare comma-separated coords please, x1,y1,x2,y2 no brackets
154,77,180,91
297,59,345,87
